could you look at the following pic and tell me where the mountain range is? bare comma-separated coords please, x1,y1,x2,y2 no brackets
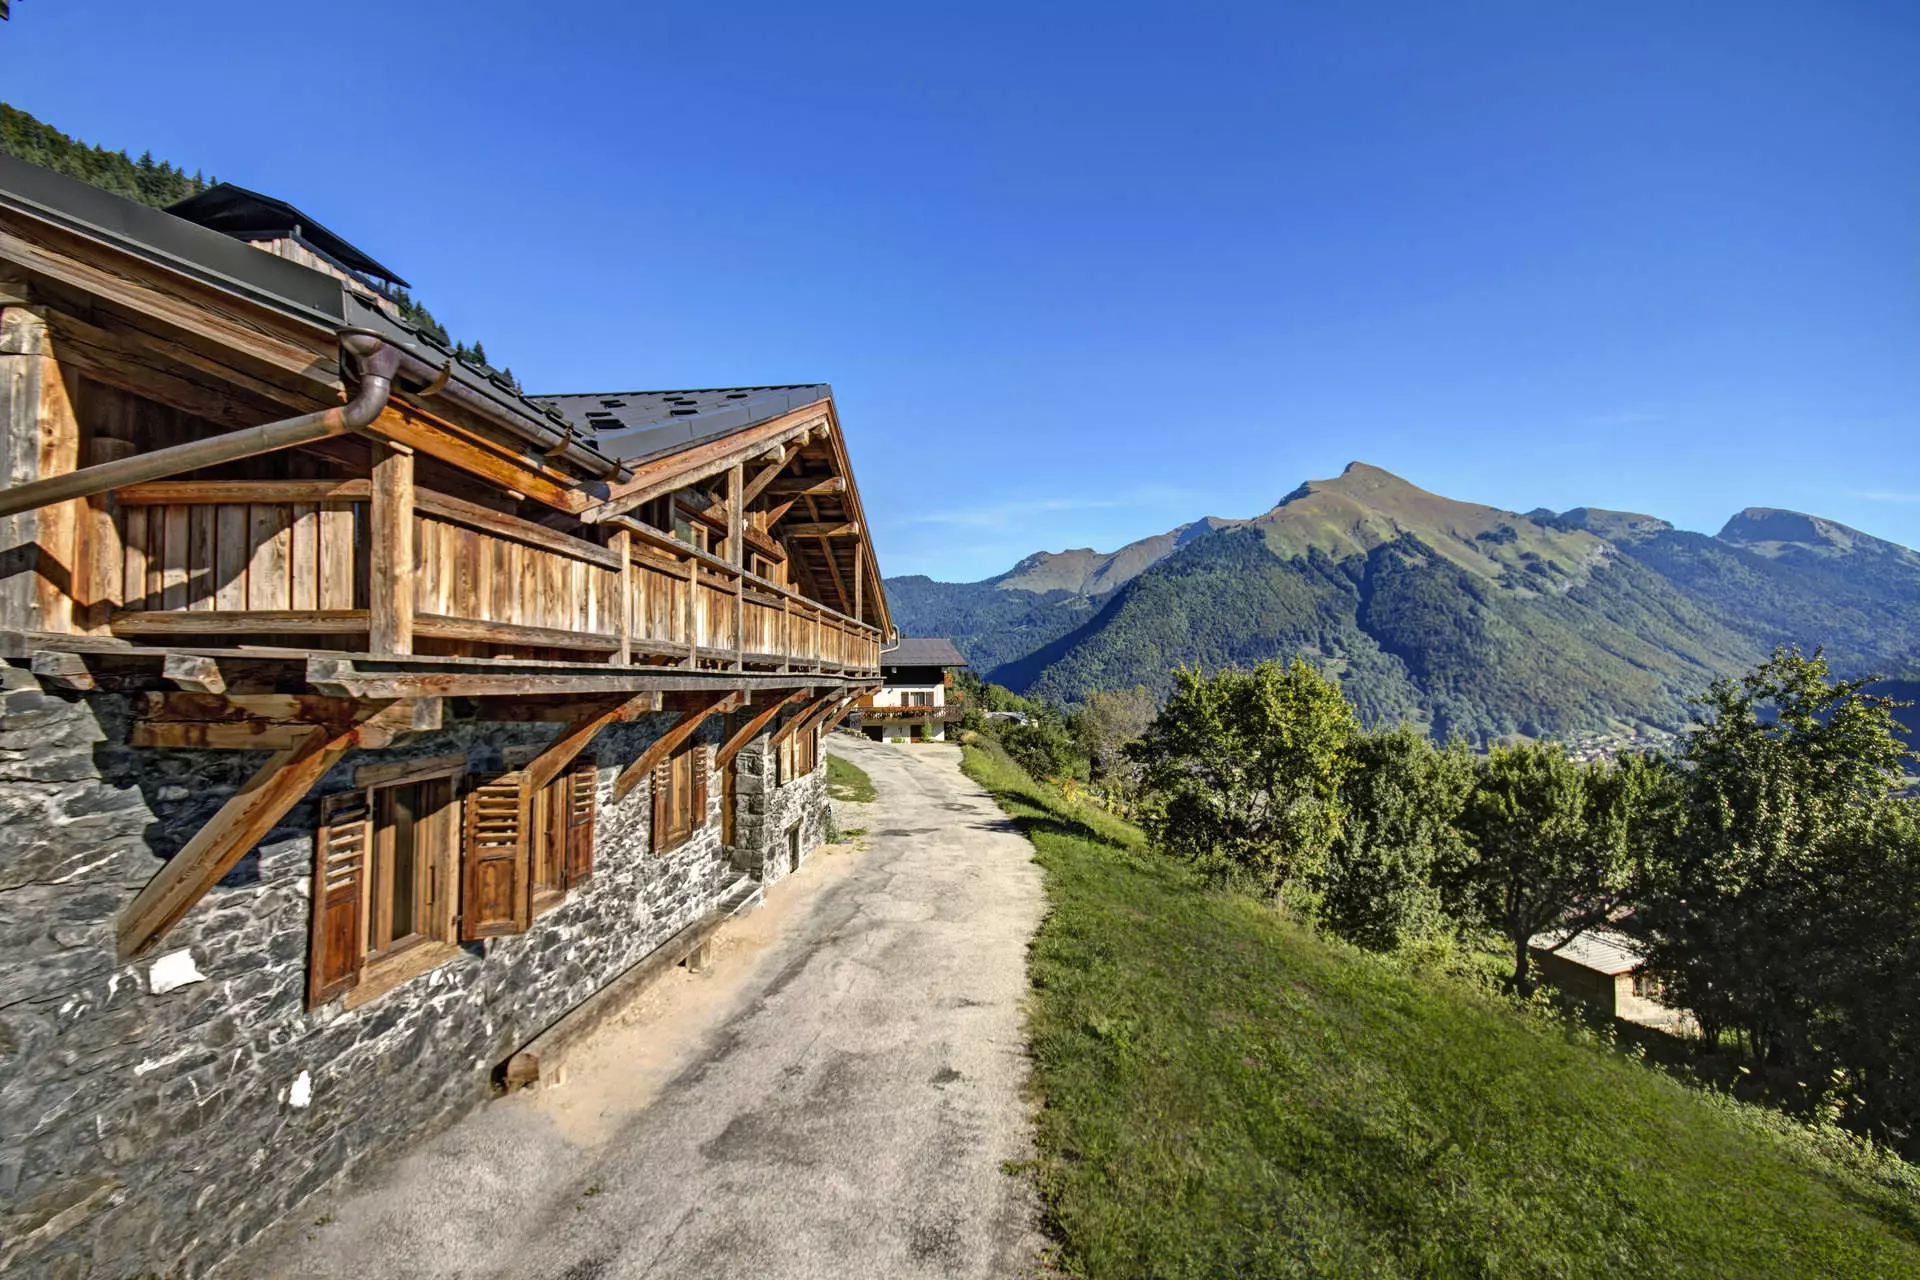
885,463,1920,744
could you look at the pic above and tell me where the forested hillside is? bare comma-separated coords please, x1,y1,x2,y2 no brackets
888,463,1920,744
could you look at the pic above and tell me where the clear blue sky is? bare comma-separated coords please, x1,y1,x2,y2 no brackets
4,2,1916,581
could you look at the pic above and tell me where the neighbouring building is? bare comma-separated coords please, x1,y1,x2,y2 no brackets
1528,928,1668,1023
0,153,894,1277
859,637,967,742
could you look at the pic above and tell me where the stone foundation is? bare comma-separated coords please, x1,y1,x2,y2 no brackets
0,661,823,1278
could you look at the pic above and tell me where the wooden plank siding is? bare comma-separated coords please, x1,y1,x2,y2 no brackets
98,482,881,673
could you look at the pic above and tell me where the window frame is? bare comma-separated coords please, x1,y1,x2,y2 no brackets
651,739,709,854
309,757,466,1010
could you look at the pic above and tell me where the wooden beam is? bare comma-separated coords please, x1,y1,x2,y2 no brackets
415,487,621,571
795,692,857,742
674,494,785,563
363,403,584,514
715,690,812,769
369,442,413,655
612,527,632,664
773,692,840,746
522,691,655,794
162,653,225,695
784,522,861,539
728,463,744,670
116,707,397,959
111,609,369,637
740,446,790,505
412,614,621,653
114,479,372,505
582,404,831,524
764,476,845,498
610,692,739,803
802,495,854,616
29,650,93,691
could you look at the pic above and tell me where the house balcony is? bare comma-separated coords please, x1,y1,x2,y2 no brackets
86,480,881,677
854,704,963,723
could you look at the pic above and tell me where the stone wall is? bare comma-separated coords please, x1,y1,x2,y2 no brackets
0,660,819,1278
727,729,828,887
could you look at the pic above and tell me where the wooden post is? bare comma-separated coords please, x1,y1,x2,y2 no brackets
852,549,863,627
612,527,632,665
369,442,414,654
728,462,745,671
682,552,697,668
80,436,136,635
0,305,82,634
779,596,791,674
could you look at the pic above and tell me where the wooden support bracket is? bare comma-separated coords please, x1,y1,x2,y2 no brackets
715,690,812,770
162,653,226,695
115,701,409,960
30,651,94,691
610,692,739,803
773,692,841,746
522,691,656,794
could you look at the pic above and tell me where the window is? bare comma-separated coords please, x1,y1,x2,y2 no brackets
308,758,464,1008
308,758,600,1009
778,724,819,784
904,690,935,708
651,740,709,853
531,762,598,912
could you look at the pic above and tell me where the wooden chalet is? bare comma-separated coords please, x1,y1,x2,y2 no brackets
0,152,892,1276
858,636,969,742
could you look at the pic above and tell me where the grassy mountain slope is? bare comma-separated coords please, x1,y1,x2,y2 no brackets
881,576,1097,676
887,462,1920,743
1004,466,1761,741
995,517,1238,595
965,744,1920,1279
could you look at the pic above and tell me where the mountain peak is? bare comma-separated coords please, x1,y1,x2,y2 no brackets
1717,507,1920,566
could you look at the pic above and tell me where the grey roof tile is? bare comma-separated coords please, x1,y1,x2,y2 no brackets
535,384,832,466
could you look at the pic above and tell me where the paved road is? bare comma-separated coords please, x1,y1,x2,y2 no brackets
243,737,1047,1280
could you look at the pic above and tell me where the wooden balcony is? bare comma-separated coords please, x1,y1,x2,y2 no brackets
854,703,961,722
95,480,881,676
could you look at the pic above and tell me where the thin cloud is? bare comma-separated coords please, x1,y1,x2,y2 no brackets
1853,490,1920,503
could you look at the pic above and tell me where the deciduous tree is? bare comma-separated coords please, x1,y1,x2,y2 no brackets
1135,660,1358,902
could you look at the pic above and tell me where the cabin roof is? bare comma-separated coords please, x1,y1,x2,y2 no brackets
1528,927,1645,976
883,638,969,668
167,182,411,288
536,385,833,466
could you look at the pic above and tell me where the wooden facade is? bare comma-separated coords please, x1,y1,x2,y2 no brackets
0,154,889,967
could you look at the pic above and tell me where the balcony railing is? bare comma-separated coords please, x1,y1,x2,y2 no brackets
854,704,962,722
98,480,881,675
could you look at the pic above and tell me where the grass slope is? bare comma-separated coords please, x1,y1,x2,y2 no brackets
963,744,1920,1278
824,750,876,804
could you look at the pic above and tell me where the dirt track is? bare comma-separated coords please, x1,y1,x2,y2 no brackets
239,736,1047,1279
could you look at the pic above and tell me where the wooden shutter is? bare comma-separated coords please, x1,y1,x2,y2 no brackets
564,762,596,885
650,758,671,853
308,791,369,1008
461,772,530,939
693,746,710,828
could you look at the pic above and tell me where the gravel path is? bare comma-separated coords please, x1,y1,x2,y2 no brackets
241,736,1047,1279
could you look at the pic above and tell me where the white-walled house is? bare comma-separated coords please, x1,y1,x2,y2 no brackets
859,638,968,742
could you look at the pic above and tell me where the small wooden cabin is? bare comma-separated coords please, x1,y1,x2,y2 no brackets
0,153,892,1276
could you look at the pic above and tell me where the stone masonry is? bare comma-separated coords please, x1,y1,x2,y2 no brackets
0,660,825,1278
727,732,828,887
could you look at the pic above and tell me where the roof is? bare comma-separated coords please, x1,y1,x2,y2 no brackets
167,183,410,288
535,385,832,466
0,153,345,323
884,638,969,668
1528,927,1645,976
